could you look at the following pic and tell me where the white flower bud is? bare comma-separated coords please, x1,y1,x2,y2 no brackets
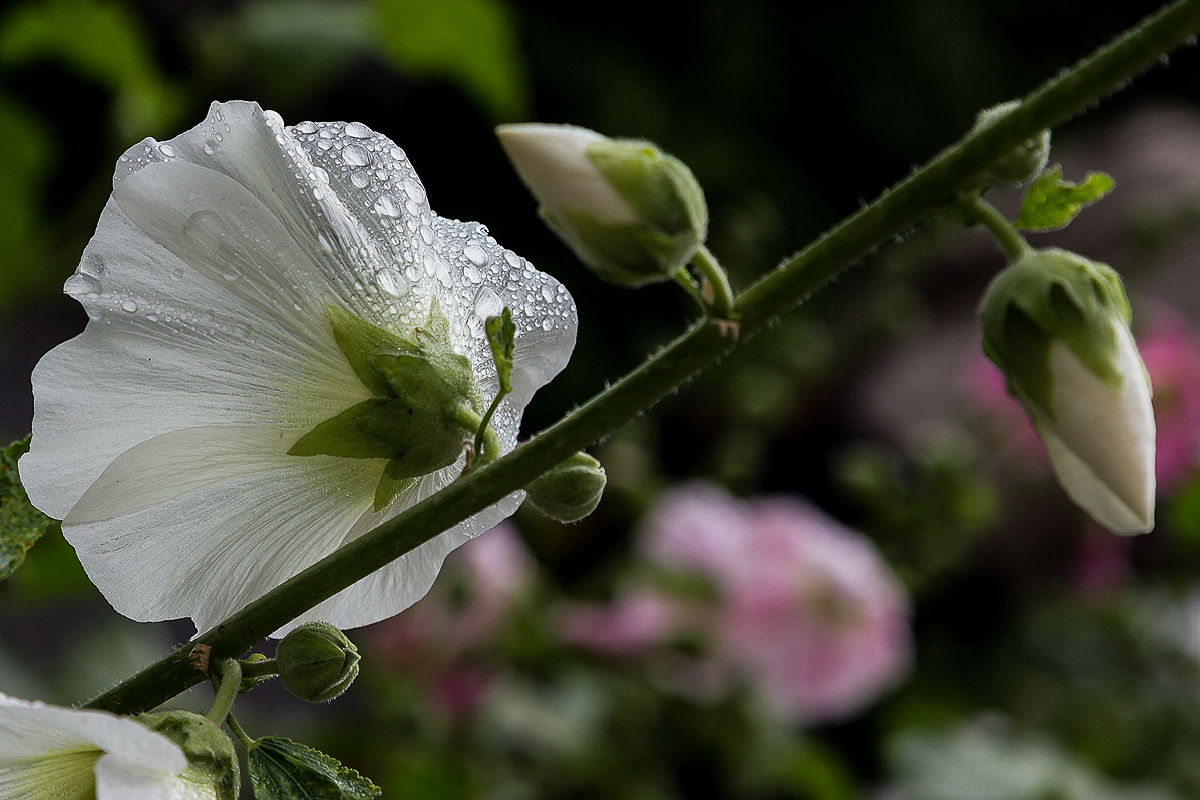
979,248,1155,534
497,123,708,287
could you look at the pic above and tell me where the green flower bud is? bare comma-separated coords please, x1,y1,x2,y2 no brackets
525,451,607,522
972,100,1051,185
136,709,240,800
497,123,708,287
979,248,1155,534
276,621,361,703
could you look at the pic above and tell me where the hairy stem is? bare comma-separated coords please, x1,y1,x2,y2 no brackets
206,659,241,729
85,0,1200,715
969,197,1034,261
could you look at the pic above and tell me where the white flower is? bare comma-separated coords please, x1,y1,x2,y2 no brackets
978,248,1155,534
20,101,577,635
0,693,210,800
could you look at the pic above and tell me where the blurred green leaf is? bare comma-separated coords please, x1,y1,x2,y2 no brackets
0,0,181,137
0,96,51,306
0,436,54,582
374,0,528,121
1016,166,1115,232
249,736,380,800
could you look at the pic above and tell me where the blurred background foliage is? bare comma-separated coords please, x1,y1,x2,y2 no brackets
6,0,1200,798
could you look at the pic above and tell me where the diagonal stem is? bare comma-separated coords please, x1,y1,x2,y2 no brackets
85,0,1200,715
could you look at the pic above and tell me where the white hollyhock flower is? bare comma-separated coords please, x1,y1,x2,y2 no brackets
0,693,213,800
20,101,577,634
979,248,1155,534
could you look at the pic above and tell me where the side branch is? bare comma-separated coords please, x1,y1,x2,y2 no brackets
86,0,1200,715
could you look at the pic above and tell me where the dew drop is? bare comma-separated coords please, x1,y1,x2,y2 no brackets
542,318,554,331
463,265,482,284
350,171,371,189
541,286,554,303
64,273,102,296
159,144,176,158
504,252,521,268
401,178,426,203
294,121,318,134
80,253,107,278
235,322,252,338
344,121,373,139
463,245,488,266
169,265,184,281
474,287,503,319
121,299,138,313
186,186,202,201
377,268,409,297
374,195,402,217
342,144,371,167
188,209,226,238
202,140,217,155
86,307,104,321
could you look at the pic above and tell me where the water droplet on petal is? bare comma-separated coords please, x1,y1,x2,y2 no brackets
188,209,226,238
373,195,402,217
159,144,176,158
474,287,503,319
80,253,107,278
463,245,488,266
294,121,318,134
377,268,409,297
350,171,371,189
401,178,426,204
64,273,102,296
342,144,371,167
344,121,373,139
235,322,252,338
121,299,138,313
86,307,104,321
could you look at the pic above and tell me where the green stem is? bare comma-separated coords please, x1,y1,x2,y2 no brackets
206,659,241,729
671,266,708,312
84,0,1200,716
970,197,1033,261
240,656,279,683
691,245,738,319
226,713,255,749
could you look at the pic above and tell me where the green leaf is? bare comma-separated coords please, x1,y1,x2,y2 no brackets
485,306,515,397
0,437,55,582
374,0,529,121
1016,166,1115,231
248,736,380,800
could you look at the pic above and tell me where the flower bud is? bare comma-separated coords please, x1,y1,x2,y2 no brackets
525,451,607,522
979,248,1155,533
136,709,240,800
497,123,708,287
276,621,361,703
972,100,1051,185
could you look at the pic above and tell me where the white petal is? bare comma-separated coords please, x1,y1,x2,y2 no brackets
1036,328,1156,534
496,123,639,225
96,754,211,800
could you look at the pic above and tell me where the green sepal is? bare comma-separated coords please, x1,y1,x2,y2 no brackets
415,296,454,353
373,350,476,411
325,305,420,398
0,436,55,583
353,395,474,480
288,400,397,459
486,307,516,397
373,467,414,512
524,451,607,522
978,248,1130,417
247,736,380,800
587,138,707,248
137,710,240,800
1016,166,1115,231
557,208,702,287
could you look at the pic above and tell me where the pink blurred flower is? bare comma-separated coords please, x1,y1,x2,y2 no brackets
642,483,913,725
556,589,685,655
1138,305,1200,492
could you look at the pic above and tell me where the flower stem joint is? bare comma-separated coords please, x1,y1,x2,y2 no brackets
978,248,1156,534
276,621,361,703
497,123,708,287
136,709,240,800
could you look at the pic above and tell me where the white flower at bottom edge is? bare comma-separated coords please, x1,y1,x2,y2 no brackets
0,693,208,800
19,101,578,635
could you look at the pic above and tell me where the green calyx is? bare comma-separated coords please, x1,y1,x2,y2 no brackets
978,248,1131,418
136,710,240,800
276,622,361,703
524,451,607,522
552,138,707,287
290,303,485,511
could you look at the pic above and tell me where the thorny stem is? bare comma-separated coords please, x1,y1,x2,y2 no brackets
86,0,1200,715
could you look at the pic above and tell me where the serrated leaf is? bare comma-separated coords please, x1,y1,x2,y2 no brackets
1016,166,1115,231
485,306,515,397
248,736,380,800
0,436,54,582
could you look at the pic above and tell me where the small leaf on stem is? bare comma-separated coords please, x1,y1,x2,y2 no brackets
248,736,380,799
1017,166,1115,231
0,436,54,582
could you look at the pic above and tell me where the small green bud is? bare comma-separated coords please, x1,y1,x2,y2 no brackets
978,248,1155,534
497,123,708,287
972,100,1051,185
276,621,361,703
525,451,607,522
137,709,240,800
